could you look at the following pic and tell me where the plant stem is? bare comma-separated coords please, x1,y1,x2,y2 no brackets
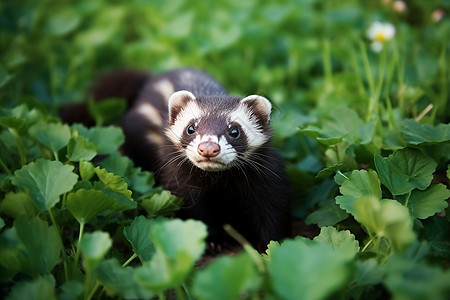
122,253,138,267
224,224,265,273
86,280,100,300
361,238,374,252
359,40,375,98
322,39,333,92
49,208,69,281
175,285,186,300
158,292,166,300
74,221,85,268
10,128,27,166
0,157,12,174
403,191,412,208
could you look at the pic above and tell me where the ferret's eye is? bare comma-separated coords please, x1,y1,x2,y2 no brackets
186,124,196,135
229,127,240,138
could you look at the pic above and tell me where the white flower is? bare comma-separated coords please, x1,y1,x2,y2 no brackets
367,21,396,52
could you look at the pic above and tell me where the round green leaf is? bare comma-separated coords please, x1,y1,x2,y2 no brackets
80,231,112,262
268,239,352,300
29,122,71,154
67,136,97,162
66,189,118,224
407,184,450,219
388,148,437,191
193,253,262,300
135,219,207,292
13,217,62,275
123,216,155,262
12,159,78,211
94,259,154,300
336,169,381,215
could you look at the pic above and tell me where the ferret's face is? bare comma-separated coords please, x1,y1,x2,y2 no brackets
166,91,272,171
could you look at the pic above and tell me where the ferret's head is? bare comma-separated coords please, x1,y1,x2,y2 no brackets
166,90,272,171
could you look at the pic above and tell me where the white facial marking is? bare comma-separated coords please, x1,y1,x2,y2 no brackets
228,104,268,150
165,100,202,146
154,78,175,101
137,103,163,126
185,134,237,171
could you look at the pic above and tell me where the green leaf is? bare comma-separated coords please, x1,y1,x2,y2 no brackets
329,106,376,145
59,281,84,300
6,276,57,300
127,167,157,195
46,9,80,36
401,119,450,145
98,155,132,177
14,217,62,275
354,259,383,286
423,216,450,260
0,192,38,219
80,231,112,263
66,189,118,224
335,170,381,215
192,253,262,300
384,254,450,300
140,191,183,217
354,197,416,252
94,167,133,200
407,184,449,219
79,160,95,181
300,125,346,146
313,226,360,259
374,154,415,195
268,239,352,300
0,116,24,129
123,216,155,262
94,259,154,300
73,124,124,155
388,148,437,190
12,159,78,211
316,163,343,178
67,135,97,162
98,156,157,196
29,122,71,154
135,219,207,292
305,202,348,227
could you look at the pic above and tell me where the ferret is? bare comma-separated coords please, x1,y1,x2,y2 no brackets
61,68,292,252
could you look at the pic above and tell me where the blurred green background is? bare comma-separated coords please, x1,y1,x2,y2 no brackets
1,0,449,118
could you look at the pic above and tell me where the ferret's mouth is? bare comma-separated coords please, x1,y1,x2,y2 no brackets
195,160,229,171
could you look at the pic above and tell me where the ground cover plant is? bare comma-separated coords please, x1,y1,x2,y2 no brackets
0,0,449,299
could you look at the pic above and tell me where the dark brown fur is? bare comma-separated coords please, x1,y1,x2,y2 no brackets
61,68,292,252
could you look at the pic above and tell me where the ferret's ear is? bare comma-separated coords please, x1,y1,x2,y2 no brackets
240,95,272,125
168,90,196,124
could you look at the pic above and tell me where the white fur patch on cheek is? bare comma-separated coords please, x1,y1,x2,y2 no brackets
184,135,201,163
228,107,268,149
165,102,202,145
217,136,237,164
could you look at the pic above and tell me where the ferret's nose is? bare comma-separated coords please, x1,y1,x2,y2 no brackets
198,141,221,158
